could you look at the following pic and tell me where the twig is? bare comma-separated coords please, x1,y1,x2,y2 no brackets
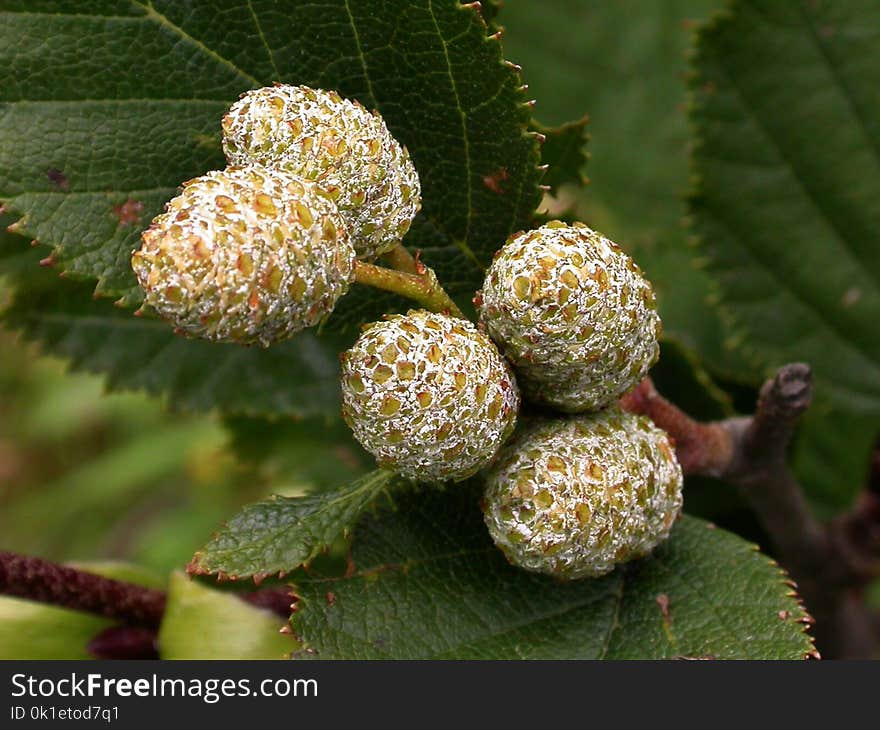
619,378,734,475
240,587,297,619
354,260,465,318
0,551,298,657
87,625,159,660
621,364,880,658
84,591,293,659
828,439,880,582
0,551,166,627
381,242,420,275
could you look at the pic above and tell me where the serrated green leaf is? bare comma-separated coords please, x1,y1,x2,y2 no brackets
689,0,880,415
189,470,397,580
158,572,295,659
532,117,589,195
3,274,346,416
477,0,502,26
290,482,815,659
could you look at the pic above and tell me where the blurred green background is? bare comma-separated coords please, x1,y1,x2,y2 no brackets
0,331,249,574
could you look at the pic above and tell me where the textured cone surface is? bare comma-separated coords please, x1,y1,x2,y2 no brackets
222,85,421,260
478,221,660,412
483,408,683,579
131,166,355,345
340,310,520,482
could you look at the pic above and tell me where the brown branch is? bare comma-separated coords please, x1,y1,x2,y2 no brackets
620,378,733,475
0,551,298,657
828,440,880,582
240,586,297,619
85,590,295,658
87,625,159,660
0,551,167,627
621,363,880,658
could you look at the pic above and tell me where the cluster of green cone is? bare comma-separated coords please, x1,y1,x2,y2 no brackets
132,86,681,580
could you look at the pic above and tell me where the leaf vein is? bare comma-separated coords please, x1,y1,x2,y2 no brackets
246,0,280,81
797,0,880,190
128,0,262,89
714,33,880,291
434,585,622,659
703,206,880,372
342,0,379,109
425,0,480,269
597,571,625,659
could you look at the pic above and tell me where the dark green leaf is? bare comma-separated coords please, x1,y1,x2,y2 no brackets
651,338,734,421
792,402,878,517
3,275,346,416
689,0,880,512
532,117,589,195
689,0,880,415
478,0,502,26
224,414,369,493
188,469,397,580
291,482,815,659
